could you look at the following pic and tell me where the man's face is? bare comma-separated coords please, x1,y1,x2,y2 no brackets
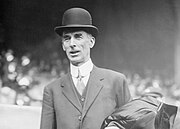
62,30,95,66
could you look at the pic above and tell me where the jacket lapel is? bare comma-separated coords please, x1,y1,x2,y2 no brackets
82,66,104,118
61,73,82,112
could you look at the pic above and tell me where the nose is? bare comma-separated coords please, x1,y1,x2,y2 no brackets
69,37,76,47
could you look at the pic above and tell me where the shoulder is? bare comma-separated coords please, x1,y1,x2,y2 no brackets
96,66,126,79
44,73,68,90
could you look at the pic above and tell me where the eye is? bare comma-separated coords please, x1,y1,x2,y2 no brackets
74,33,83,39
62,35,71,42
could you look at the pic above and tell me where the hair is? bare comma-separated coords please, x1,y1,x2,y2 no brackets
62,28,94,37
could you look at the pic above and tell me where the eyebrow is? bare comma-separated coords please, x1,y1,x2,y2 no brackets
62,34,70,39
74,33,83,37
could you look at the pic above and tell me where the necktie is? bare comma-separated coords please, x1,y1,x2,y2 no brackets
76,69,86,96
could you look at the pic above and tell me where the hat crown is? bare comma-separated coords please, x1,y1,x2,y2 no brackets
54,7,98,37
62,8,92,26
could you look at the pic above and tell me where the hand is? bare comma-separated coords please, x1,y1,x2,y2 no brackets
104,126,119,129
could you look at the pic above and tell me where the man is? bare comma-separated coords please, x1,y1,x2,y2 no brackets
40,7,131,129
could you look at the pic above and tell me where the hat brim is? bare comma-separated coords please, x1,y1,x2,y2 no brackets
54,25,98,37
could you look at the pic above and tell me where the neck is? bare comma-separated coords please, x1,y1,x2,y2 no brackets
71,59,90,67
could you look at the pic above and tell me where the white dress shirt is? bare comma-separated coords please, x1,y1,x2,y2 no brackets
70,59,93,88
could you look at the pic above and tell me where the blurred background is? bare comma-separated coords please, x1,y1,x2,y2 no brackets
0,0,180,111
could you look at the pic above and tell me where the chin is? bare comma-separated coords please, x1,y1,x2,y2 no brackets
70,58,81,64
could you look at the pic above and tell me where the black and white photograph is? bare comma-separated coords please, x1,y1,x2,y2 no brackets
0,0,180,129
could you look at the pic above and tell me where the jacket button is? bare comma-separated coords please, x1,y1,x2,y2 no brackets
78,115,82,121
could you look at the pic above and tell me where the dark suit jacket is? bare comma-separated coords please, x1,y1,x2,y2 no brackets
40,66,131,129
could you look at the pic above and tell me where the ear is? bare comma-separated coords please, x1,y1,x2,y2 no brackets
62,43,66,51
89,36,95,48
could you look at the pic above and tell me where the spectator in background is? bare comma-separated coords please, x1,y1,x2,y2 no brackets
40,7,131,129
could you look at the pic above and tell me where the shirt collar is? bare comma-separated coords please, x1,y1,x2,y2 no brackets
70,59,93,77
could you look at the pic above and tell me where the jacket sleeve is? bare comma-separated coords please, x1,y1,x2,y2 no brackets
40,86,56,129
122,75,132,103
115,74,132,108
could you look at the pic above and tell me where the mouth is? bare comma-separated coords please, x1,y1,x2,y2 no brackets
69,50,80,56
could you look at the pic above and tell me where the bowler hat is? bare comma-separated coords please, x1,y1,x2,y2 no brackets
54,8,98,37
